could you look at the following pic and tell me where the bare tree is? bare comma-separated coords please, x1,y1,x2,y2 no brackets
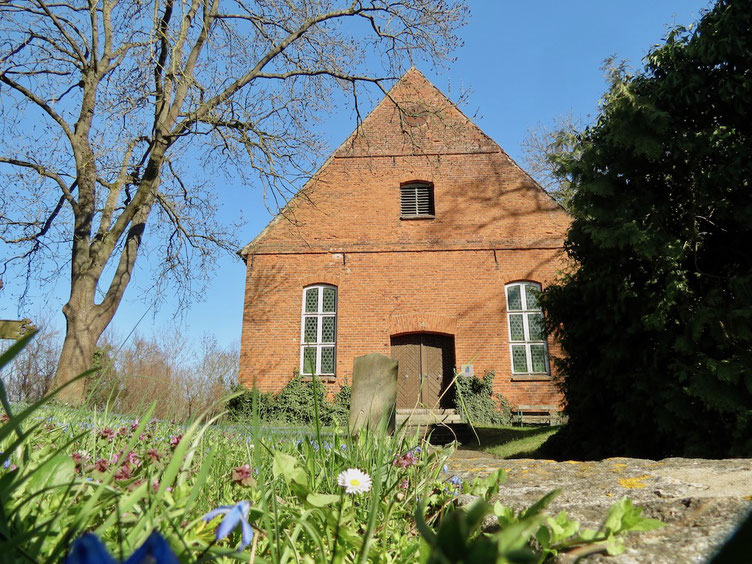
521,112,583,209
114,331,186,418
0,316,61,402
179,333,237,419
0,0,467,403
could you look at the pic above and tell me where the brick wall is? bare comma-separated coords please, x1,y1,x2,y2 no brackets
239,69,571,409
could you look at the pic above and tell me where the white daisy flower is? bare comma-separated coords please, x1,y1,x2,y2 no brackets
337,468,372,494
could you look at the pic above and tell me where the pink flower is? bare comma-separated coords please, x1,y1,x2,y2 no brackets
147,448,162,462
114,464,132,481
71,450,90,464
99,427,116,441
94,458,110,472
392,451,418,468
126,451,142,467
231,464,255,487
169,435,183,449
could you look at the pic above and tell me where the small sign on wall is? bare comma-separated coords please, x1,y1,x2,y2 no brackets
460,363,474,378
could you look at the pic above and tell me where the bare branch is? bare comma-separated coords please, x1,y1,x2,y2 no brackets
0,156,77,206
0,73,75,141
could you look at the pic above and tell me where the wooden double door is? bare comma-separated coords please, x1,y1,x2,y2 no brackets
391,333,455,409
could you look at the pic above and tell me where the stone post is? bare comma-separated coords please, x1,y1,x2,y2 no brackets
348,353,398,435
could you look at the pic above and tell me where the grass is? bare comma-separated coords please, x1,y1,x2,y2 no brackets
461,425,562,459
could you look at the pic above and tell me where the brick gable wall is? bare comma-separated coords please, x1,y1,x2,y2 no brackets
240,69,570,409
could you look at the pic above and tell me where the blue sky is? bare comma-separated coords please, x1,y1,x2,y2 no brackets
0,0,713,348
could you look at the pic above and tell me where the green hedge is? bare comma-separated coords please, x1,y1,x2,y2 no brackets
228,373,350,426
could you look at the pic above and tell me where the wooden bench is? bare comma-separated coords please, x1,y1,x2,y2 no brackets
513,404,563,425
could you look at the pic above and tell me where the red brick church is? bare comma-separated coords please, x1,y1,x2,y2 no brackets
239,68,570,412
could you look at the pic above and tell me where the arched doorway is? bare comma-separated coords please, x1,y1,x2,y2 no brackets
390,333,455,409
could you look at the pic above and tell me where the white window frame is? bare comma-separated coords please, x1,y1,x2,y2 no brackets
505,281,549,375
300,285,337,376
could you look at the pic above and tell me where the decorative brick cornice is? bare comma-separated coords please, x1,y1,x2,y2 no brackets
388,313,458,336
248,240,564,255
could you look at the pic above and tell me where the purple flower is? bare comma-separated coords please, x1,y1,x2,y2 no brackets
203,501,253,550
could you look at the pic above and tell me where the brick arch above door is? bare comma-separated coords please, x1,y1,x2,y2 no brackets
389,313,457,337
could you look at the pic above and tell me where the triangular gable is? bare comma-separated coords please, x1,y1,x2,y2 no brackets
241,68,565,257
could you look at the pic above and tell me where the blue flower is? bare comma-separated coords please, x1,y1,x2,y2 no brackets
340,444,347,451
203,501,253,550
448,475,462,486
65,533,117,564
65,531,178,564
442,464,449,473
125,531,179,563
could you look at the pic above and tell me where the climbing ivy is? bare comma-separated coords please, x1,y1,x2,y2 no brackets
454,371,512,426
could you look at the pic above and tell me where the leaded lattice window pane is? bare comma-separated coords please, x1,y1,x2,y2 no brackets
527,313,545,341
321,347,335,373
305,288,318,313
506,285,522,310
321,316,335,343
509,314,525,341
506,282,549,375
301,285,337,376
304,317,317,343
531,345,547,373
525,285,541,310
512,345,528,373
322,288,336,312
303,347,316,375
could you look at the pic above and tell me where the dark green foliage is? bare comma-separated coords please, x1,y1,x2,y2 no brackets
455,371,512,426
542,0,752,458
227,374,351,426
226,383,276,420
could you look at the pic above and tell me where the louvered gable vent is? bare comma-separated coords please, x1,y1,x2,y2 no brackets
400,182,435,218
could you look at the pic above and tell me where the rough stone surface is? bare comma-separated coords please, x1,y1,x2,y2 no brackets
349,353,397,434
449,450,752,563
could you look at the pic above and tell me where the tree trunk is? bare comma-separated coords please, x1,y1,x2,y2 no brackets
51,271,114,404
54,318,98,404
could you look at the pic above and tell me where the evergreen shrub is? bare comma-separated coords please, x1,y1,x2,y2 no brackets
541,0,752,458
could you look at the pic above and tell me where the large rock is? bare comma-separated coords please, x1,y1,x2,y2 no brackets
449,451,752,563
349,353,398,435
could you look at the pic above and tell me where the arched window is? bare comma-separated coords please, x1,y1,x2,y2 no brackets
300,285,337,376
505,282,549,374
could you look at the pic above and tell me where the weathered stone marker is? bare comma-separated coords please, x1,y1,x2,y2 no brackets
349,353,398,435
0,319,35,340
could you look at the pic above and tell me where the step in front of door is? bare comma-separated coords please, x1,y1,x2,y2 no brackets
396,408,462,425
401,423,474,445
